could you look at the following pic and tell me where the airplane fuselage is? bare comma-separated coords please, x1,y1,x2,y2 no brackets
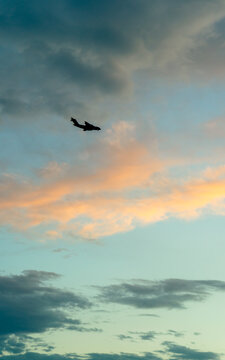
71,117,101,131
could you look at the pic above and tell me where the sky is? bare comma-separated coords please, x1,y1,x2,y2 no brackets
1,0,225,358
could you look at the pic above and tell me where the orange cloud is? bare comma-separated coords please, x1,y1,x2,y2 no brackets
1,122,225,239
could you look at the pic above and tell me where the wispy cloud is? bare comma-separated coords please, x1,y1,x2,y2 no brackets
162,341,222,360
117,329,185,343
97,278,225,309
0,352,161,360
0,344,222,360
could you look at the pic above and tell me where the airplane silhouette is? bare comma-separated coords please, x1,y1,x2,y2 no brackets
71,117,101,131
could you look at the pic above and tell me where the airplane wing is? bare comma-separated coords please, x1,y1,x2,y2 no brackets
85,121,93,126
71,118,83,128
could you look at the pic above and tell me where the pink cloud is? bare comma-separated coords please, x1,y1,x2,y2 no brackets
1,122,225,239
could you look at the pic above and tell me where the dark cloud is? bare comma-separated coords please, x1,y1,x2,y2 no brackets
97,278,225,309
0,335,54,355
48,49,126,94
1,0,225,121
163,341,222,360
84,354,161,360
0,270,91,337
0,346,222,360
0,353,161,360
0,335,27,355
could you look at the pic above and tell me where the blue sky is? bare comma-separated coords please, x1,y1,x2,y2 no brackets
1,0,225,358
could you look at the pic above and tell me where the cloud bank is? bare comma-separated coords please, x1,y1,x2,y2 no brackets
0,342,222,360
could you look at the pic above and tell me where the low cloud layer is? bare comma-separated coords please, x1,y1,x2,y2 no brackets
0,354,160,360
0,342,222,360
0,271,224,357
98,278,225,309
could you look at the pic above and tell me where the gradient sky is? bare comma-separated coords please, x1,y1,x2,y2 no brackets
1,0,225,359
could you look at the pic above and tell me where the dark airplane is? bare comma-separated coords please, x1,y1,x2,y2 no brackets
71,117,101,131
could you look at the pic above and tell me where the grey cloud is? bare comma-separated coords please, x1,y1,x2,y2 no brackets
0,346,222,360
52,248,68,253
117,334,134,341
52,248,76,259
0,335,26,355
118,329,185,342
0,354,161,360
1,0,225,120
167,329,184,338
117,330,157,342
163,341,222,360
48,49,126,94
138,331,157,341
97,278,225,309
0,334,54,355
84,354,161,360
139,314,160,318
0,270,91,336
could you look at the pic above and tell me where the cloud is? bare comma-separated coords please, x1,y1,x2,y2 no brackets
1,0,225,121
97,278,225,310
167,329,184,338
117,334,134,341
2,2,225,241
138,331,157,341
0,335,27,355
163,341,222,360
127,331,158,342
204,116,225,139
82,354,161,360
0,270,91,337
0,121,163,238
138,314,159,318
2,119,225,239
0,345,222,360
0,335,54,355
117,329,185,342
0,352,162,360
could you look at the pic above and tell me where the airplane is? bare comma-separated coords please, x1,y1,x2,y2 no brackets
71,117,101,131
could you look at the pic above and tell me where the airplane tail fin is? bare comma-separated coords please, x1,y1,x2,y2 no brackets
71,117,79,125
